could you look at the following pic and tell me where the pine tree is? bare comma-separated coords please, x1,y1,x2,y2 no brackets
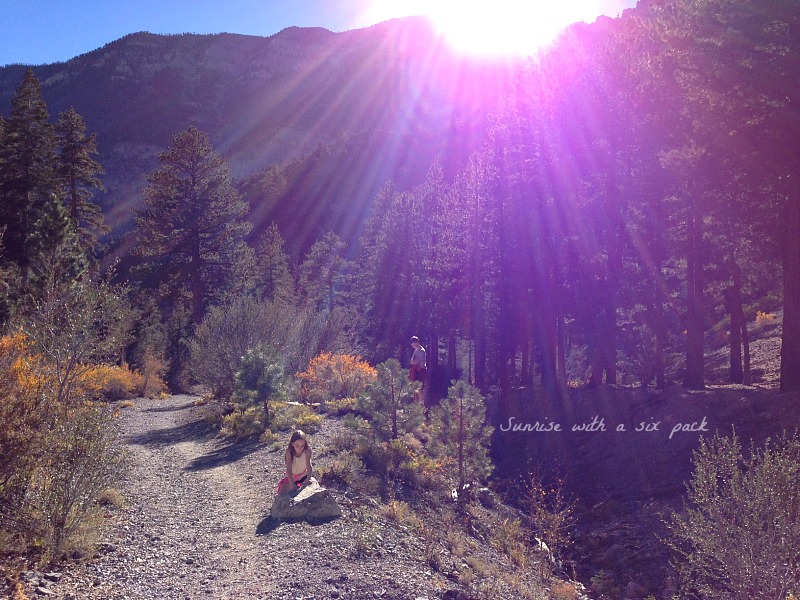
55,107,107,257
297,231,345,312
253,222,294,304
432,380,493,492
358,358,424,442
0,68,62,270
133,126,252,326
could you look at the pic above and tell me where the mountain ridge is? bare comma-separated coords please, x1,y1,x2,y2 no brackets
1,18,519,248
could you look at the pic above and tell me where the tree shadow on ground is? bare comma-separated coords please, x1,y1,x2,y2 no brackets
125,419,216,448
184,437,263,472
143,401,196,413
255,514,339,535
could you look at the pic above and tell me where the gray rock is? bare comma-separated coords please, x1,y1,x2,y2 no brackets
270,479,342,521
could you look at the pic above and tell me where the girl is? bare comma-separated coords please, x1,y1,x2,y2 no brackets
277,430,313,495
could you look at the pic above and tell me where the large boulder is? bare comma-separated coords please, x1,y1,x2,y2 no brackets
270,479,342,522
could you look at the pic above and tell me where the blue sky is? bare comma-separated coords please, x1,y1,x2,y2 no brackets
0,0,387,66
0,0,637,67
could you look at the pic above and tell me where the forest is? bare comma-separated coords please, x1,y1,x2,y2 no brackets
1,0,800,593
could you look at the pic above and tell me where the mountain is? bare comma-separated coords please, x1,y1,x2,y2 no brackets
0,18,519,258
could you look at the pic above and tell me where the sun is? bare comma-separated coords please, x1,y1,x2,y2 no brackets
364,0,615,56
429,0,603,55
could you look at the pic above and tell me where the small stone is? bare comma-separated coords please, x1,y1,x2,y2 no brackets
35,587,55,596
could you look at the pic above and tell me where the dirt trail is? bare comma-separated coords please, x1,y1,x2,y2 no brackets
43,395,445,600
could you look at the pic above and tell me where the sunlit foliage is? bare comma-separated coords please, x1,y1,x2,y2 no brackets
295,352,377,404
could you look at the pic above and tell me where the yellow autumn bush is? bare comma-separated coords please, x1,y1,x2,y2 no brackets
77,364,142,401
295,352,376,404
0,332,47,490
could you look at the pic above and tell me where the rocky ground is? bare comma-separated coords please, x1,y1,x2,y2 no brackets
19,395,557,600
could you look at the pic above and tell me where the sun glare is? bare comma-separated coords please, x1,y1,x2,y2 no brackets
364,0,616,56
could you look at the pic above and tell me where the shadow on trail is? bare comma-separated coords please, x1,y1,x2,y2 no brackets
126,419,216,448
255,514,339,535
184,437,263,472
143,401,197,413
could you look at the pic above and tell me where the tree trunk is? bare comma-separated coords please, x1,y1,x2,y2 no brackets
556,312,567,387
654,266,666,389
684,200,705,389
448,334,457,381
780,185,800,392
429,331,439,398
725,261,745,384
741,315,751,386
475,324,486,390
725,288,743,384
190,238,204,326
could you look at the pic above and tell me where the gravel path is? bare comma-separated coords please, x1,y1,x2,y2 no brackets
33,395,453,600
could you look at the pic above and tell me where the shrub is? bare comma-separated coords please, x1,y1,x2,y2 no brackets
666,432,800,599
321,396,358,416
233,344,284,427
755,310,777,330
381,500,414,524
96,488,124,508
492,518,529,567
357,358,424,442
295,352,376,404
139,348,168,397
270,401,323,434
1,272,131,564
78,364,144,401
522,473,575,571
189,297,356,399
0,332,47,534
220,406,267,440
551,580,579,600
20,272,132,407
25,403,124,563
188,296,291,398
316,454,367,488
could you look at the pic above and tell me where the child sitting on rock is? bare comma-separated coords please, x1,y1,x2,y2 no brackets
277,430,313,495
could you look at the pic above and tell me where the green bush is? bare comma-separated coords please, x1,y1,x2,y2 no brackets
270,401,323,434
26,404,124,563
233,344,284,427
666,432,800,599
220,406,267,440
357,358,424,442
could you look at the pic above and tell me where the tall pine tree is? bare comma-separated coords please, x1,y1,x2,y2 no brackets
55,107,107,257
0,69,63,270
134,126,252,326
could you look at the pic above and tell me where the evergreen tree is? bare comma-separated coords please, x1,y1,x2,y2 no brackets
358,358,424,442
55,107,107,257
133,126,252,326
0,69,62,270
253,222,294,304
297,231,346,311
432,380,493,492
